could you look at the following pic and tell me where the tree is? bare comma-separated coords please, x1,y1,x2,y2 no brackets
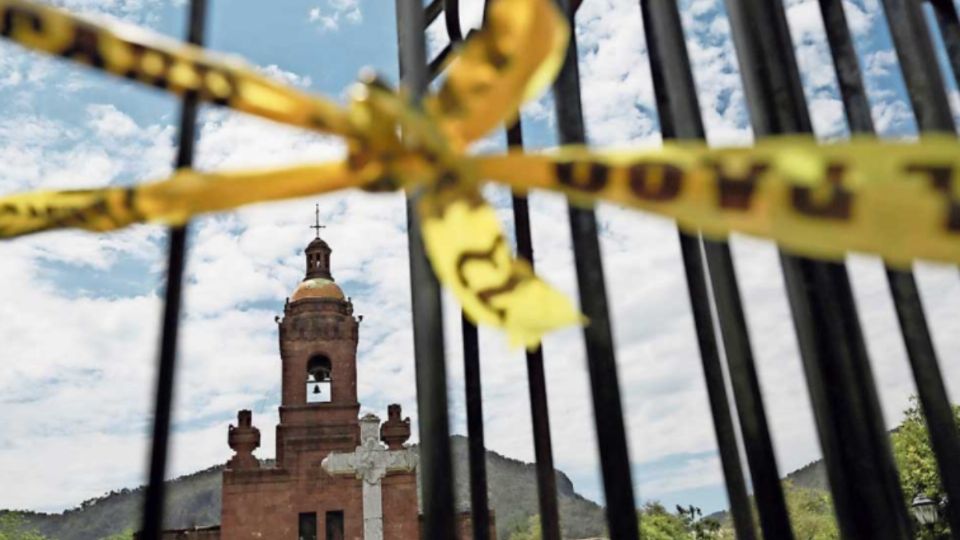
100,530,134,540
508,503,725,539
707,481,838,539
890,396,960,539
0,513,46,540
676,505,723,540
638,502,689,540
781,480,838,540
508,514,541,540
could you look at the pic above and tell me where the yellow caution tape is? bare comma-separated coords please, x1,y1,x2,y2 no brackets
427,0,569,148
0,0,957,348
477,138,960,269
0,163,366,237
418,170,584,348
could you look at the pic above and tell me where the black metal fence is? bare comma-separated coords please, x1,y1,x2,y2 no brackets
137,0,960,539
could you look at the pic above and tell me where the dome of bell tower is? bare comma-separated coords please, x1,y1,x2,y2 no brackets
291,277,344,301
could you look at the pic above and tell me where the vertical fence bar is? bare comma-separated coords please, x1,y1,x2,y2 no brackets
139,1,206,539
882,0,955,133
638,2,757,539
507,120,562,540
462,315,491,540
443,0,463,42
889,263,960,533
852,0,960,532
425,0,444,25
704,242,790,537
724,0,913,537
438,4,492,537
930,0,960,93
550,1,639,537
395,1,457,537
706,247,795,539
644,2,793,537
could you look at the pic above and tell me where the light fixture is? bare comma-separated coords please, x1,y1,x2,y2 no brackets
912,494,940,527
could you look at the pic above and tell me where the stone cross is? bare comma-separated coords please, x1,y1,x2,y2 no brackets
321,413,417,540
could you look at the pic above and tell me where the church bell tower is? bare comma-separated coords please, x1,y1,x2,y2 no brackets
276,216,361,466
219,210,427,540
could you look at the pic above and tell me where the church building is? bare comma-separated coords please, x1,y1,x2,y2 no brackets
218,229,421,540
146,224,494,540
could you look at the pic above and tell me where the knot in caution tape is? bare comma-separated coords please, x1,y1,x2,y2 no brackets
0,0,958,348
342,76,454,194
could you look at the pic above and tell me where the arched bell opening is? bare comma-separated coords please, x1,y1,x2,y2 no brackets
306,354,332,404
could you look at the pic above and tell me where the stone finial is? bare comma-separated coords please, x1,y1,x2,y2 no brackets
380,404,411,450
227,409,261,471
359,413,382,446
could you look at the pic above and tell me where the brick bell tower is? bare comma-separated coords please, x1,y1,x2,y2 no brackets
276,226,361,465
219,214,419,540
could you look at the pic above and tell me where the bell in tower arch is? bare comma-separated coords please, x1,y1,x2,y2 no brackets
306,354,332,404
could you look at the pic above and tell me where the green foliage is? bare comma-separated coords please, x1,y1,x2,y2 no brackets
890,397,960,501
508,503,726,539
890,396,960,539
638,502,688,540
711,396,959,540
675,505,722,540
100,529,134,540
710,481,838,539
0,513,47,540
508,514,541,540
782,480,838,540
637,503,726,540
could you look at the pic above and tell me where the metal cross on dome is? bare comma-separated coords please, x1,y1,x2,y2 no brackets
310,203,326,239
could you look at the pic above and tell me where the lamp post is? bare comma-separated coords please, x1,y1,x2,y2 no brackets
912,494,940,537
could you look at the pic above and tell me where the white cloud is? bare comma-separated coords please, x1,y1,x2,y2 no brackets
0,103,174,195
784,0,849,138
807,96,847,137
308,0,362,32
87,104,140,138
864,49,898,78
574,0,659,145
638,455,725,496
0,238,161,510
0,94,172,512
680,0,753,145
48,0,174,25
784,0,879,38
308,7,340,32
872,97,915,134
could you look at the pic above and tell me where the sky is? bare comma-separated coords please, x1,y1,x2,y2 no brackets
1,0,960,524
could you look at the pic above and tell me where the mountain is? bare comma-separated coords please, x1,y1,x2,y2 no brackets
10,436,606,540
784,458,828,491
446,436,607,539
